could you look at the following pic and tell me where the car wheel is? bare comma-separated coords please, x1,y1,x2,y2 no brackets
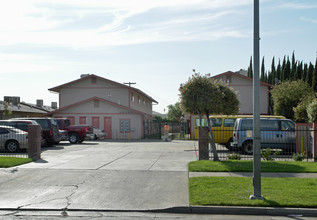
243,141,253,155
94,134,98,140
69,133,79,144
226,138,233,151
6,140,20,153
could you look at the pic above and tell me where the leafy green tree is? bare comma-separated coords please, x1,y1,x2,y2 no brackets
271,80,313,120
179,73,239,161
307,98,317,123
167,102,183,122
293,94,316,123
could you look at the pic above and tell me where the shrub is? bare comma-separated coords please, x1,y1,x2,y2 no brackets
260,148,280,161
293,152,306,161
227,152,241,160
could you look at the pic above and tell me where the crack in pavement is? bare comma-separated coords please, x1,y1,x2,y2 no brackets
12,180,86,217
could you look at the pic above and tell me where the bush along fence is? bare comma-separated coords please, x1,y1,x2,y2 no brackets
0,124,41,160
143,121,190,140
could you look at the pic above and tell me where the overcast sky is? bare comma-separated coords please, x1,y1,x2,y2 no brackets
1,0,316,113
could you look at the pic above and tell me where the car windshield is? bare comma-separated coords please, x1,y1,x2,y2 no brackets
35,119,49,129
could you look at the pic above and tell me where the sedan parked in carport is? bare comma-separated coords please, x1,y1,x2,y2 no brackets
0,125,28,153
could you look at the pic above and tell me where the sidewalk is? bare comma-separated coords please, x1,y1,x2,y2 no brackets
189,172,317,178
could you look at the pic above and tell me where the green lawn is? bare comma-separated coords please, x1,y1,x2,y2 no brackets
189,160,317,173
0,157,33,168
189,177,317,207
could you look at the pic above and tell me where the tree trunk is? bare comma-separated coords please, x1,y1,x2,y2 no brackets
206,113,220,161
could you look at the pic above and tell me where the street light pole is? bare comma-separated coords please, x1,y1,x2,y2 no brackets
250,0,264,200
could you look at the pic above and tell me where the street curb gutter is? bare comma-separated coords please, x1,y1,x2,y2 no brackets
0,206,316,217
158,206,317,217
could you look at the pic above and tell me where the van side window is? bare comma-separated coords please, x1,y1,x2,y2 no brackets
241,120,252,130
195,118,205,127
281,121,295,131
261,120,278,131
224,118,236,127
210,118,222,127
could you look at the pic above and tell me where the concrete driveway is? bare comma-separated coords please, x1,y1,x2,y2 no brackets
0,140,197,211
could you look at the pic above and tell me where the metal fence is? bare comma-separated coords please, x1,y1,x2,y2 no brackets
203,128,315,162
143,121,315,161
0,126,28,158
143,121,190,140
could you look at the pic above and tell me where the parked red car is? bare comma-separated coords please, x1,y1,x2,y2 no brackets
55,118,93,144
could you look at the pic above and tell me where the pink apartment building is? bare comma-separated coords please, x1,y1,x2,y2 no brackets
48,74,158,140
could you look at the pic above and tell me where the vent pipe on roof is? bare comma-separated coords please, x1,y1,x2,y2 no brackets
36,99,43,107
51,102,58,109
4,96,20,106
80,74,90,78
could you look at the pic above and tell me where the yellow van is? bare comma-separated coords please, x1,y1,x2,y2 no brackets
194,115,285,149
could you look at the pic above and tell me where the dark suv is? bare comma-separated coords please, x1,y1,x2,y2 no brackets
15,118,61,146
0,119,38,132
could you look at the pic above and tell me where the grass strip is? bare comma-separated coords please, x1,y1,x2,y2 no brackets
0,157,33,168
189,177,317,207
189,160,317,173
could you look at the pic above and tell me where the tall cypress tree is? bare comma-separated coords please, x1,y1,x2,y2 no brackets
312,58,317,91
247,56,253,78
303,63,308,82
307,62,314,87
281,56,286,81
270,57,276,84
295,61,303,80
276,59,281,83
261,56,265,82
283,56,291,81
291,51,297,80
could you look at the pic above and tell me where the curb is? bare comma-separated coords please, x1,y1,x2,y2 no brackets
156,206,317,217
1,206,316,217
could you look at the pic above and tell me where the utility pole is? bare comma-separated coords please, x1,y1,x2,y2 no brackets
250,0,264,200
123,82,136,87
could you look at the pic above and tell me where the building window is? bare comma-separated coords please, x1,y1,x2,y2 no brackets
67,116,75,125
226,75,232,84
131,93,134,102
94,100,100,108
79,117,86,124
138,96,141,104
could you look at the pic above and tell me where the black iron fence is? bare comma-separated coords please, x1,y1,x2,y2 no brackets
143,121,190,140
0,126,29,158
205,128,315,162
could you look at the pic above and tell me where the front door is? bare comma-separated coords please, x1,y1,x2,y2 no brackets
104,117,112,139
92,117,100,128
